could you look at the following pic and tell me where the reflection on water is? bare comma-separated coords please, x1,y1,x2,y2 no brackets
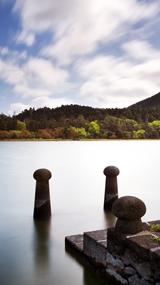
65,247,110,285
103,210,116,228
83,267,112,285
33,220,51,274
0,141,160,285
65,210,116,285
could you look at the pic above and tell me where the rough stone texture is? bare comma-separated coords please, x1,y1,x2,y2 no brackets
113,196,146,234
107,227,127,255
150,247,160,280
65,234,83,254
148,220,160,226
106,252,124,270
65,220,160,284
106,268,128,285
130,261,153,280
121,249,131,265
115,218,144,235
113,196,146,221
141,278,154,285
84,230,107,265
121,249,153,280
126,234,153,263
84,233,97,259
147,220,160,280
124,266,136,276
96,240,107,266
127,232,160,263
128,274,151,285
143,276,154,284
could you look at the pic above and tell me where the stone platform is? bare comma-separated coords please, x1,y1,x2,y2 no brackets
65,221,160,285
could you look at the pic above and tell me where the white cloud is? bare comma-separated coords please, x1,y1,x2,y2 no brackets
13,84,51,98
9,102,31,115
1,0,160,113
9,96,73,115
0,58,25,85
41,0,160,65
15,30,35,46
0,47,27,61
0,47,9,55
23,58,69,92
19,50,28,60
122,40,160,61
13,0,160,64
31,96,73,109
0,56,73,99
75,41,160,108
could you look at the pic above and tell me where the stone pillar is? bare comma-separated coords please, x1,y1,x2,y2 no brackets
103,166,120,211
112,196,146,234
33,168,52,220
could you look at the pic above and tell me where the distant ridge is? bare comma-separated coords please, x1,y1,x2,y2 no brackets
129,92,160,109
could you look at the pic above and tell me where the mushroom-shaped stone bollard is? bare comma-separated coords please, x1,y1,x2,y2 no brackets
112,196,146,234
103,166,120,211
33,168,52,220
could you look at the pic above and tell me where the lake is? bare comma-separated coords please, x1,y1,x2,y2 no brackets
0,140,160,285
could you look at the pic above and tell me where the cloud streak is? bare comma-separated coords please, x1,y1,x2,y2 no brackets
1,0,160,114
13,0,159,65
75,40,160,107
0,56,73,97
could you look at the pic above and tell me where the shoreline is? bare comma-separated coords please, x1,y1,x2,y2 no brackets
0,138,160,142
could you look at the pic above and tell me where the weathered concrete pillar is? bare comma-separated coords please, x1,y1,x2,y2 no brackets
103,166,120,211
33,168,52,220
112,196,146,234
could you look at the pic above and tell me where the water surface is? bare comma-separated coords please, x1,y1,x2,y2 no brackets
0,141,159,284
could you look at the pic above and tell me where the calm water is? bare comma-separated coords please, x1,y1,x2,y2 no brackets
0,140,160,285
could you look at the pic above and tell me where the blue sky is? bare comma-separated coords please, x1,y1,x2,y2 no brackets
0,0,160,115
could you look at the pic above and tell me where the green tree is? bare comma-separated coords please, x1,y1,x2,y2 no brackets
148,120,160,130
17,120,26,130
76,115,86,128
133,130,146,139
70,127,87,139
146,126,159,139
88,120,100,138
126,119,140,131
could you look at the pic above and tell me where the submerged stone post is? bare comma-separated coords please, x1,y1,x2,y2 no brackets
112,196,146,234
33,168,52,220
103,166,120,211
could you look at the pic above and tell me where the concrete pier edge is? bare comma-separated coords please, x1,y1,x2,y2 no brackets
65,221,160,284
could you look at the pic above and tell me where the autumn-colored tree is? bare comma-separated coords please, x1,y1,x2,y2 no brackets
52,127,65,139
20,130,31,139
38,129,52,139
0,130,10,139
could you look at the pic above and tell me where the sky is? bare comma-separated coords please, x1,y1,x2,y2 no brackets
0,0,160,116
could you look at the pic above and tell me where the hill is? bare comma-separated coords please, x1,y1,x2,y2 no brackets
1,102,160,140
129,92,160,109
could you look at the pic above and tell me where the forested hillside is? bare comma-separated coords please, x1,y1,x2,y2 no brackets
1,104,160,139
129,92,160,109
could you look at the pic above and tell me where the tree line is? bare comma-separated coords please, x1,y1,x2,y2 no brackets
1,105,160,140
